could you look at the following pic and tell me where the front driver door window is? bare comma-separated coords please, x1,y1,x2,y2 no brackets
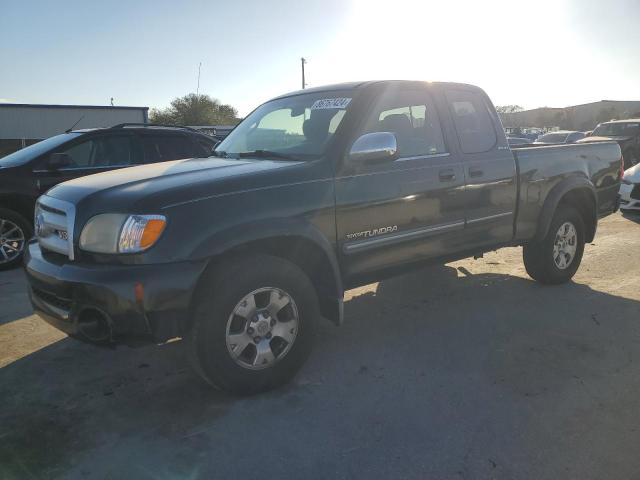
36,135,136,193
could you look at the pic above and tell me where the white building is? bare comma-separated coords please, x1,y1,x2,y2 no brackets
0,103,148,157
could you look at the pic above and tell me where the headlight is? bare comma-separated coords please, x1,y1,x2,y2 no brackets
79,214,167,254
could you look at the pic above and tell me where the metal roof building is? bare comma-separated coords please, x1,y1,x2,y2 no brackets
0,103,148,157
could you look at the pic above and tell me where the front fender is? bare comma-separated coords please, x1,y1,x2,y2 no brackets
192,217,344,325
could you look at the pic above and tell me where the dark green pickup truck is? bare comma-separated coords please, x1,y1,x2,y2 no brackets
24,80,622,394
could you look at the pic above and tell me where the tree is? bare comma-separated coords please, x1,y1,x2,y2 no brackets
150,93,239,126
495,105,524,114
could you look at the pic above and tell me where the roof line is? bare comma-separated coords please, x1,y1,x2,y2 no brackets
0,103,149,111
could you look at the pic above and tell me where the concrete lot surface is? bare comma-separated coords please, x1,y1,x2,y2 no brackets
1,213,639,479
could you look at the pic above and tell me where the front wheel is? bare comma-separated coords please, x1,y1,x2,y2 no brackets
523,205,585,285
0,208,32,271
187,254,318,395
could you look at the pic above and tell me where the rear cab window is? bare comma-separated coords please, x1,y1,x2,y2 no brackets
445,89,497,154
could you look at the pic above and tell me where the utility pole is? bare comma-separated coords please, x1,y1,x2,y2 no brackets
301,57,307,89
196,62,202,96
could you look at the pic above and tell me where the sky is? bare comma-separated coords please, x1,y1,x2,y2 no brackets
1,0,639,116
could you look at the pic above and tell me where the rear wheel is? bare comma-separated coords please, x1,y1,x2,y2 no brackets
523,205,585,284
0,208,31,271
187,254,318,394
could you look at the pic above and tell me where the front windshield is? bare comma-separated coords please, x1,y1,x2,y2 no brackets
536,133,569,143
593,122,640,137
0,133,80,167
216,91,353,159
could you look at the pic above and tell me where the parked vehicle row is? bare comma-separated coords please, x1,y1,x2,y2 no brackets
534,130,586,145
620,163,640,212
578,119,640,169
505,119,640,170
22,80,622,394
0,124,217,269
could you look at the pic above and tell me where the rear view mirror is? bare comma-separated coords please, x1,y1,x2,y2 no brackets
47,153,73,170
348,132,398,164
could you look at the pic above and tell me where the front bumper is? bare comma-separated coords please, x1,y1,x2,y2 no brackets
24,241,207,344
619,183,640,211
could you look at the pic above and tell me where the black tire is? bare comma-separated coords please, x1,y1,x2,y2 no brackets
523,205,585,285
187,254,318,395
0,208,32,271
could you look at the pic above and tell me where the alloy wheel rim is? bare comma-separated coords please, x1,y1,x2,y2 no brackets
553,221,577,270
0,219,25,264
225,287,299,370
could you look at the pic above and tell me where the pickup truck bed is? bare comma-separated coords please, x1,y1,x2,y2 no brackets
23,80,622,394
513,142,621,241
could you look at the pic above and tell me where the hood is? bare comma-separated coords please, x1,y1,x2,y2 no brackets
577,135,634,144
46,157,301,208
623,163,640,183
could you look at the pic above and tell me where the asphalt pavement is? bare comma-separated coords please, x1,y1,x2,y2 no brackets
1,212,639,480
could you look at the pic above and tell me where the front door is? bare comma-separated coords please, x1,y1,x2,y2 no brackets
335,85,466,281
34,134,139,194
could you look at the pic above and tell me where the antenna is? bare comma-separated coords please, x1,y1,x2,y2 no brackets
65,114,85,133
196,62,202,96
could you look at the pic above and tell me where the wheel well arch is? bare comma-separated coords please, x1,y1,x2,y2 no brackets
189,235,343,330
536,180,597,243
0,194,35,225
557,188,597,242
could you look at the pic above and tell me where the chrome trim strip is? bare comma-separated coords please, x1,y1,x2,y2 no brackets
466,211,513,225
343,220,465,254
396,152,450,162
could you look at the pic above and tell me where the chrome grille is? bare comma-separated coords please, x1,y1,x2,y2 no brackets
35,196,76,260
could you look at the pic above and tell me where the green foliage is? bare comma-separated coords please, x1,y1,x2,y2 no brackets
150,93,239,126
495,105,524,114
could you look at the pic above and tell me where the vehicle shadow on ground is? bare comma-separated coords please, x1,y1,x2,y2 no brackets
1,264,640,479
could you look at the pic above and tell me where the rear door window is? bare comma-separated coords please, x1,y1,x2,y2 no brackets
446,90,497,154
141,135,197,163
194,136,216,156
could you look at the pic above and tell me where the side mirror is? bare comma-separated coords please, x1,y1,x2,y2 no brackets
348,132,398,164
47,153,73,170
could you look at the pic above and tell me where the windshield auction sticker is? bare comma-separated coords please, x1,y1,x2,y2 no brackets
311,98,352,110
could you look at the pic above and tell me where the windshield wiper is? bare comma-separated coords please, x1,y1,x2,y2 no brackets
235,150,297,160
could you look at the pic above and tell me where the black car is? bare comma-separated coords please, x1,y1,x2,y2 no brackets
0,124,216,269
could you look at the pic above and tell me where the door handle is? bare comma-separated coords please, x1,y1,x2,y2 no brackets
468,167,483,178
439,169,456,182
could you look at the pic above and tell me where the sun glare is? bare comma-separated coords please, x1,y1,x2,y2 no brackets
312,0,602,109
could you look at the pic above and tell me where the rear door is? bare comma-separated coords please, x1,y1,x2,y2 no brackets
34,133,141,194
444,88,517,248
335,85,466,279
